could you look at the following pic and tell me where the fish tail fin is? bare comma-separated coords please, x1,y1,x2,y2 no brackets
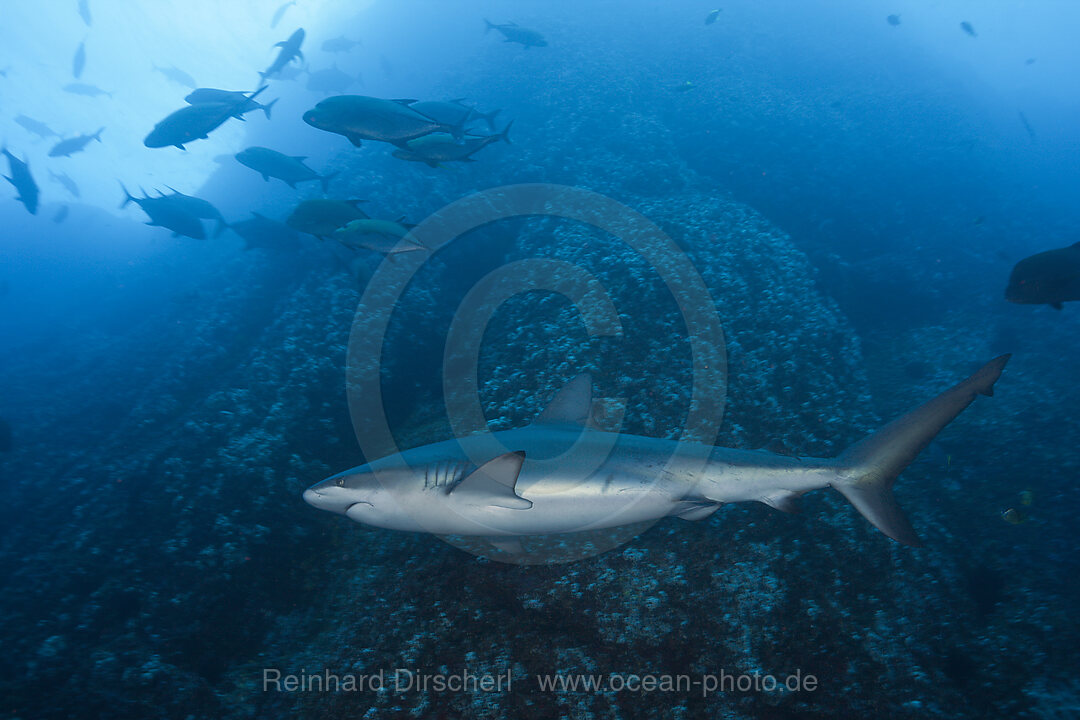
484,18,496,33
498,120,513,145
94,127,105,141
483,108,501,131
263,97,278,120
320,170,339,195
831,354,1010,546
118,181,135,209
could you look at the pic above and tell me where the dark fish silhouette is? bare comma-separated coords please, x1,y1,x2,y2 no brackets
483,19,547,48
154,188,227,237
322,35,361,53
286,198,368,239
153,65,197,89
960,21,977,37
73,40,86,78
78,0,91,26
53,205,69,223
302,95,460,148
2,147,40,215
887,14,901,26
1018,111,1036,140
1005,242,1080,310
262,28,305,80
392,123,512,167
229,212,300,251
145,88,264,149
49,170,81,198
185,87,277,120
15,114,59,140
48,127,104,157
119,183,206,239
705,9,722,25
63,82,111,97
271,1,295,29
305,64,362,95
235,146,338,192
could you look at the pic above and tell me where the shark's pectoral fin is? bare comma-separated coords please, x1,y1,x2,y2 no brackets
760,491,804,514
450,451,532,509
488,537,525,554
535,374,594,426
672,501,721,521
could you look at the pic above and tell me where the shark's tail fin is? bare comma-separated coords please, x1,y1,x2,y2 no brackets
832,355,1010,546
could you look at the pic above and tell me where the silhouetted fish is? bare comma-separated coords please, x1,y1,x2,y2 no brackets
48,127,104,158
153,65,197,89
262,28,305,80
78,0,92,26
483,19,547,48
960,21,977,37
271,1,295,29
15,114,59,140
73,40,86,78
50,170,81,198
63,82,111,97
53,205,69,223
2,147,39,215
1005,242,1080,310
705,9,722,25
887,14,901,26
322,35,361,53
229,212,300,251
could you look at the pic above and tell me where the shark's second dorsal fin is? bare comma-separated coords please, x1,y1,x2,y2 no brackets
535,374,593,426
450,451,532,510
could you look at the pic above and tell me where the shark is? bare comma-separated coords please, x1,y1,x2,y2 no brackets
305,355,1010,549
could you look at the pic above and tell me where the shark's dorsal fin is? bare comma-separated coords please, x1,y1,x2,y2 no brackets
535,374,592,426
450,451,531,509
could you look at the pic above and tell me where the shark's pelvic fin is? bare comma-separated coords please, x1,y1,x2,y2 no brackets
450,451,532,509
672,501,722,521
832,354,1011,546
535,374,593,426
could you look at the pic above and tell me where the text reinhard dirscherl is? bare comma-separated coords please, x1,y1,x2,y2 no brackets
262,668,819,697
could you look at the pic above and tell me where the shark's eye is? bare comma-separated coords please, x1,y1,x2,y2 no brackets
336,476,346,488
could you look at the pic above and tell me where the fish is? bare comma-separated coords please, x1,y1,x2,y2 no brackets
53,205,69,223
960,21,977,37
261,28,306,80
483,19,547,48
302,95,460,148
887,14,901,26
306,356,1010,550
705,9,722,25
153,65,197,89
270,1,295,29
119,182,206,239
1018,111,1036,140
15,115,60,140
321,35,361,53
154,187,227,237
1005,242,1080,310
0,418,11,452
49,170,81,198
286,198,368,239
410,100,501,133
229,212,301,251
305,64,362,95
78,0,91,26
48,127,104,158
332,218,424,255
2,147,40,215
234,146,338,192
73,40,86,79
63,82,111,97
672,80,696,93
185,87,278,120
392,122,512,167
144,88,264,150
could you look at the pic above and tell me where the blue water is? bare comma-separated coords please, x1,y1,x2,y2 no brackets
1,1,1078,718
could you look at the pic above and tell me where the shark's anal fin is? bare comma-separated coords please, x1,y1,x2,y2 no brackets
672,500,721,521
535,374,593,426
450,451,532,509
760,491,803,514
